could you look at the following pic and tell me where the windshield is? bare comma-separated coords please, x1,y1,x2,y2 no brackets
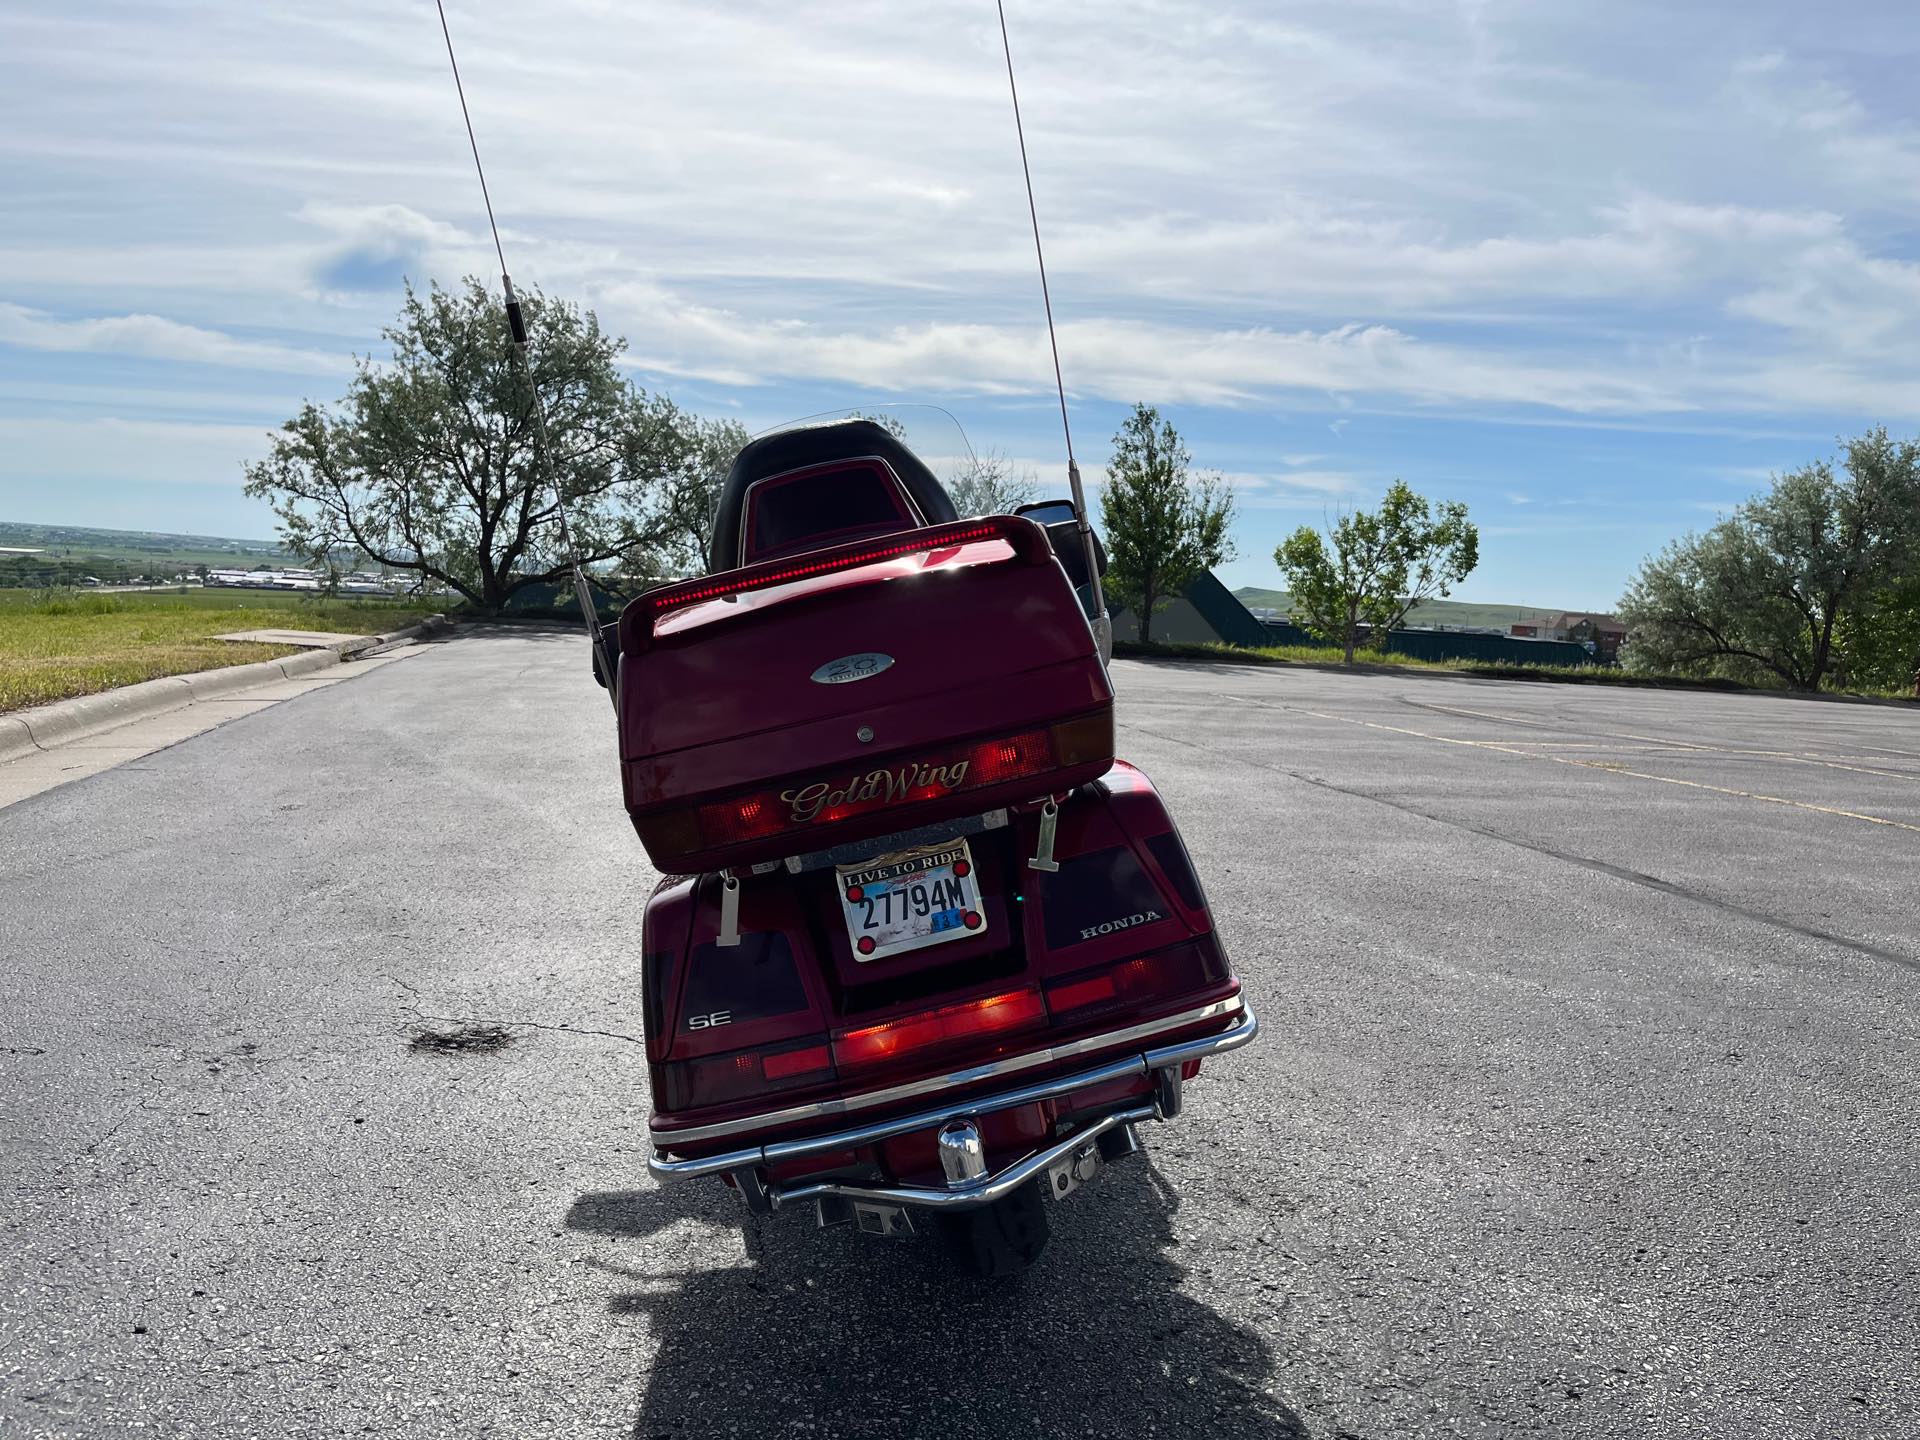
753,404,976,495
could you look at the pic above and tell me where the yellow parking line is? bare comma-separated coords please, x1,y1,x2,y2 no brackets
1287,706,1920,835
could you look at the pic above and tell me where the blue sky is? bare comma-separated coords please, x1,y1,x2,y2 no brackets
5,1,1920,611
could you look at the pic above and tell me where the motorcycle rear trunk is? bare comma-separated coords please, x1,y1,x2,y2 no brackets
617,514,1114,876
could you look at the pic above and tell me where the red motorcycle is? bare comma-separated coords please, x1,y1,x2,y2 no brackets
603,408,1256,1273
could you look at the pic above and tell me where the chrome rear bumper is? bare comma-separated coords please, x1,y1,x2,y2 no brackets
646,1002,1257,1210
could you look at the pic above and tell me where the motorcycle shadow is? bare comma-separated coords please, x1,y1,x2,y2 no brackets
567,1161,1304,1439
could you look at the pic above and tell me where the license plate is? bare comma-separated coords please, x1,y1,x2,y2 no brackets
837,839,984,961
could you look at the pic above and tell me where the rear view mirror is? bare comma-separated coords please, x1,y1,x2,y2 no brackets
1015,499,1108,587
1015,499,1079,527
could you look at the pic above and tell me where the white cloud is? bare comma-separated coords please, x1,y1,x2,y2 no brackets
597,279,1700,413
0,302,346,375
4,0,1920,433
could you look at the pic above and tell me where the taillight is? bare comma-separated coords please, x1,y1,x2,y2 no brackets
761,1042,831,1081
621,515,1054,656
637,710,1111,862
1043,940,1226,1023
832,986,1046,1070
653,522,1012,609
956,728,1054,788
654,1037,835,1111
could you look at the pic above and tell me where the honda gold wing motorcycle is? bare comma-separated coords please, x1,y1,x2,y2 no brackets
600,407,1257,1274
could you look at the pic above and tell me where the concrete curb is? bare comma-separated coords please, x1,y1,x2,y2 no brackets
0,613,454,766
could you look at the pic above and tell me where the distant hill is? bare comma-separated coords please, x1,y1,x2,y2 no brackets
1233,587,1575,630
0,520,291,588
0,520,285,560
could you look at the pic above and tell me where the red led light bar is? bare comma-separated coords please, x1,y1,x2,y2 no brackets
832,986,1046,1070
620,514,1050,655
662,523,1004,608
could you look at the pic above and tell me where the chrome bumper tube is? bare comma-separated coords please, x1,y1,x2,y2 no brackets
775,1104,1158,1212
646,1001,1258,1198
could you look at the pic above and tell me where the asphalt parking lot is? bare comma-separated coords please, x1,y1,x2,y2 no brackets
3,631,1915,1438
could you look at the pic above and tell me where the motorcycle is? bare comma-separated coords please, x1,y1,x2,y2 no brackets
600,406,1256,1274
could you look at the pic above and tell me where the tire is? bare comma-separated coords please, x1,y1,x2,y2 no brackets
939,1180,1051,1276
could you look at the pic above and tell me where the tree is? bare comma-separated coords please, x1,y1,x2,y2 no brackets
1099,404,1235,643
243,278,720,613
651,415,752,576
1619,427,1920,690
948,448,1040,516
1274,480,1479,664
1837,574,1920,693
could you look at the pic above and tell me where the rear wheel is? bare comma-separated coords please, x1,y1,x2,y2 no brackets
938,1180,1051,1276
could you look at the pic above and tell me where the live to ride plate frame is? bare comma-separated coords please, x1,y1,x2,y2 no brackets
836,839,983,962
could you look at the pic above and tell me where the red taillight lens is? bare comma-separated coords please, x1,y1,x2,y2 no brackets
760,1042,831,1081
654,1038,834,1111
832,986,1047,1071
694,792,789,848
961,728,1055,787
1044,941,1224,1023
637,709,1113,863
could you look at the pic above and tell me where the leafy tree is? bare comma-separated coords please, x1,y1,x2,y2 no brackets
947,448,1039,516
1099,404,1235,643
1836,575,1920,694
653,415,752,576
1274,481,1479,663
1620,427,1920,690
243,278,721,613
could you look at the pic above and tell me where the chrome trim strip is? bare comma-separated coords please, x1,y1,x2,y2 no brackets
760,1053,1147,1166
650,996,1245,1150
770,1105,1158,1213
647,1002,1258,1181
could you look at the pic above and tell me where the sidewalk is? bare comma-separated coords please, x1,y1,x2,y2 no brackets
0,619,449,810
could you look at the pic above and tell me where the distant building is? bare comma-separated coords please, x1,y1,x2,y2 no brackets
1110,571,1270,648
1511,612,1627,659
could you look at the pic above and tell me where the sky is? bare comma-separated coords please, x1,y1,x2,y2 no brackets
5,1,1920,611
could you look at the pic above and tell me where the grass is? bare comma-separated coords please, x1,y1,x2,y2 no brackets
0,588,441,713
1231,587,1573,629
1114,638,1917,702
1119,638,1494,672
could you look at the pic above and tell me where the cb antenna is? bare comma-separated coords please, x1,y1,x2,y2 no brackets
434,0,615,697
994,1,1111,662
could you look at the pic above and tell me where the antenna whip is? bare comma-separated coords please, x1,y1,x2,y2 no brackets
994,1,1110,659
434,0,614,694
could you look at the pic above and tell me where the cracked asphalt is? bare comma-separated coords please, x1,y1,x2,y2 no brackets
3,630,1916,1438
